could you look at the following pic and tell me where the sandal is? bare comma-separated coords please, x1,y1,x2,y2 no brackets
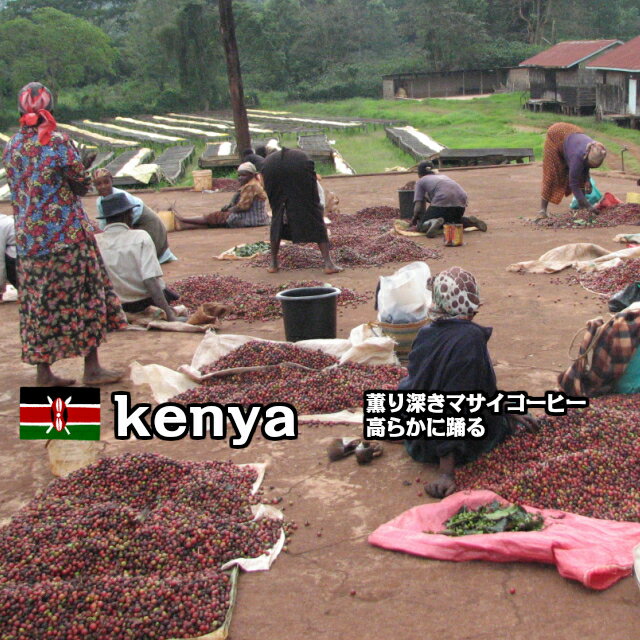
355,442,384,465
328,437,361,462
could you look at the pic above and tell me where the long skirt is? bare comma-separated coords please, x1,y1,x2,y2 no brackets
18,236,127,365
541,122,590,204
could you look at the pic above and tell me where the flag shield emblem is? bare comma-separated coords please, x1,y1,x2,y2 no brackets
20,387,100,440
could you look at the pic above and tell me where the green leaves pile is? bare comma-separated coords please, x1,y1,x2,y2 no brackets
232,241,270,257
437,501,544,536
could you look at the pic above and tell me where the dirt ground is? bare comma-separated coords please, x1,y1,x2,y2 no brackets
1,163,639,639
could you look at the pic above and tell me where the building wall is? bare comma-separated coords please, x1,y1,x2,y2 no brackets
529,67,598,108
529,69,551,99
382,69,509,99
506,67,530,91
382,79,395,100
556,67,598,87
594,70,628,114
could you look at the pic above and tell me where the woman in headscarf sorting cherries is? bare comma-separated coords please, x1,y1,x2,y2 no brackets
2,82,126,386
399,267,539,499
537,122,607,220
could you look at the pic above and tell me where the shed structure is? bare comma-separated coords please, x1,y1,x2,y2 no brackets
587,35,640,129
382,69,510,100
519,40,621,114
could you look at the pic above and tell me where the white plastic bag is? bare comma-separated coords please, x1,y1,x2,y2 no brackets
377,261,432,324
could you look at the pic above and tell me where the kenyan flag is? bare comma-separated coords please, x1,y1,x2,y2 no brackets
20,387,100,440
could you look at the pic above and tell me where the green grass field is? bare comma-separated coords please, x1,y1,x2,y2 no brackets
169,92,640,183
281,93,640,175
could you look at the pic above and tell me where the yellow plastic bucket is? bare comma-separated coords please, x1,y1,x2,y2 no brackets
157,209,175,232
369,318,429,362
192,169,213,192
443,223,464,246
626,193,640,204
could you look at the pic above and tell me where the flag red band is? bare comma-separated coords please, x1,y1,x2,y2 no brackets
20,407,100,423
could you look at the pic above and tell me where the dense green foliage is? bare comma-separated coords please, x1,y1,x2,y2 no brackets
0,8,116,100
0,0,637,121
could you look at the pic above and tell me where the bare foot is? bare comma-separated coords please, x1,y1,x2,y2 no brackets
266,265,279,273
534,210,548,223
83,368,123,386
425,473,456,499
323,264,343,274
36,372,76,387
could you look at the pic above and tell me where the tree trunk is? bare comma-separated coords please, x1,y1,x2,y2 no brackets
218,0,251,156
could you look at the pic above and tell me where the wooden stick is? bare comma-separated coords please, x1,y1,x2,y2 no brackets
199,361,329,381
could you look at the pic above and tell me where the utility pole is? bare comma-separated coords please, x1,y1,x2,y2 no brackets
218,0,251,155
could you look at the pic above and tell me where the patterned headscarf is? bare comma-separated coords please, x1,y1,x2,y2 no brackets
92,168,112,181
586,142,606,168
18,82,57,145
429,266,480,320
237,162,257,174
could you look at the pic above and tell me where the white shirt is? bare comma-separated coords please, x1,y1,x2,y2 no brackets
95,223,164,303
317,181,326,209
0,214,16,291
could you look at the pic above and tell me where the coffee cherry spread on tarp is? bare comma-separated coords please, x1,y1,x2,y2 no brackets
250,206,442,270
0,454,282,640
456,394,640,522
171,341,407,414
532,203,640,229
172,275,370,319
578,259,640,296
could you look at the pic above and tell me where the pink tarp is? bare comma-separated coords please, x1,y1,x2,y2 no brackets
368,490,640,590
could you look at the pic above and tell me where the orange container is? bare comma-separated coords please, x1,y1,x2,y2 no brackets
443,224,463,246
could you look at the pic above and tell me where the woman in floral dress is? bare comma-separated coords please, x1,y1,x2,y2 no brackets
2,82,127,386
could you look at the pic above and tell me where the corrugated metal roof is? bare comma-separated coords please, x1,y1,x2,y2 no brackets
519,40,621,69
586,35,640,72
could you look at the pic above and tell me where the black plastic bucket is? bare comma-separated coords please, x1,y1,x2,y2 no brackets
398,189,415,219
276,286,341,342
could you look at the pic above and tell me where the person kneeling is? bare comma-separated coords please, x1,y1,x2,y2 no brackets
411,161,487,237
174,162,270,230
399,267,538,498
95,193,181,321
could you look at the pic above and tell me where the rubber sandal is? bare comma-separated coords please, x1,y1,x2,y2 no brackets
421,217,445,238
328,437,361,462
355,442,384,465
465,215,487,232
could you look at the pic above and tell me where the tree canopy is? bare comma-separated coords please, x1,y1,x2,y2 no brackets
0,7,117,99
0,0,638,113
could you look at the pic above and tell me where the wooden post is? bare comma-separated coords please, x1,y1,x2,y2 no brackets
218,0,251,155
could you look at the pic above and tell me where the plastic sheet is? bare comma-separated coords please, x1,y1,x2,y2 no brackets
377,261,431,324
132,328,397,404
508,243,640,274
172,462,281,640
369,490,640,590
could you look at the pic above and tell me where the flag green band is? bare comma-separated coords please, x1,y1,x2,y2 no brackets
20,424,101,441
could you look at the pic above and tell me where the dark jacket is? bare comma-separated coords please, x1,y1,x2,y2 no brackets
399,318,509,465
261,148,328,244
